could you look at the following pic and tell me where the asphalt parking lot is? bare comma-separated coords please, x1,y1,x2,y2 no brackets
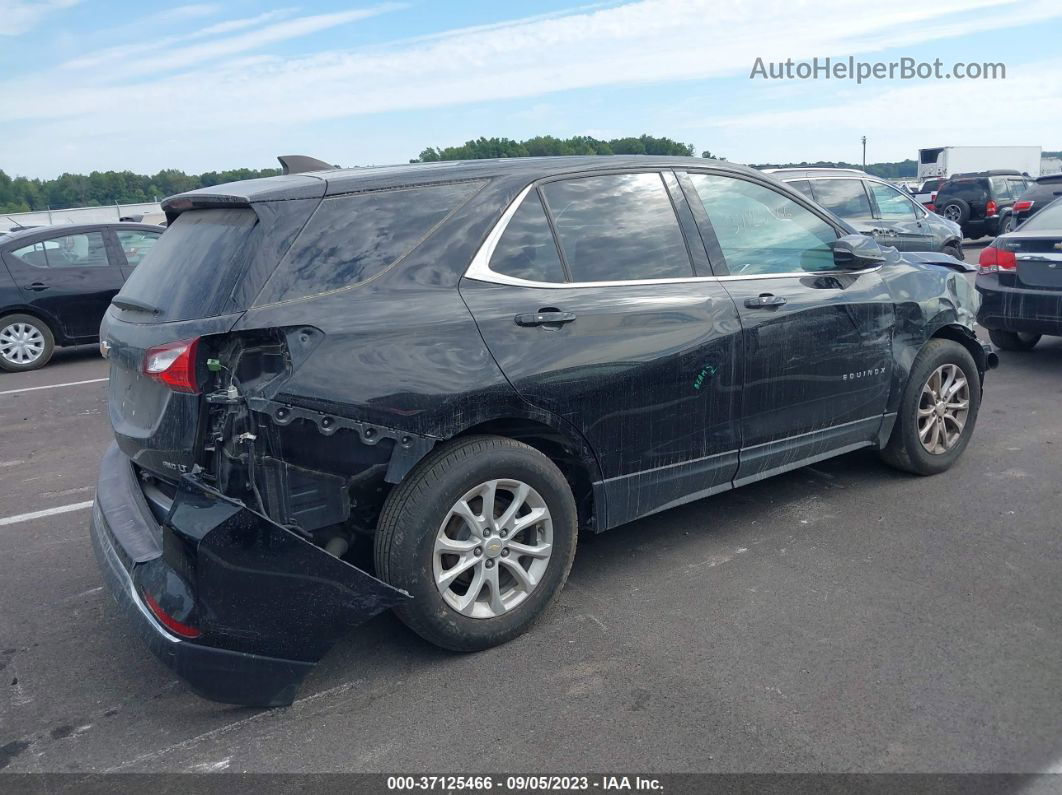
2,239,1061,774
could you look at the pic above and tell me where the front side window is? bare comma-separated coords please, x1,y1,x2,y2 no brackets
689,173,838,275
810,179,874,219
541,173,693,282
115,230,161,266
12,231,109,268
867,182,918,220
489,192,566,283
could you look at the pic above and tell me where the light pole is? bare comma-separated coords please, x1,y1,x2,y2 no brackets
861,136,867,170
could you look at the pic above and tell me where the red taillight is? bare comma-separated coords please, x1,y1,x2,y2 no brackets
978,241,1017,273
925,203,936,212
143,591,201,638
1013,199,1034,213
986,199,998,216
143,337,200,393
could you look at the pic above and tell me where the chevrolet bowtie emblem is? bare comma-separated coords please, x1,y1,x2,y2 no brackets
1054,242,1062,250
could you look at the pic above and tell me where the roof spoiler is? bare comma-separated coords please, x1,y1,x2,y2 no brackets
278,155,336,175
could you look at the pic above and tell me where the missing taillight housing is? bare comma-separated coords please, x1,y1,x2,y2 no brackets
142,591,201,638
143,337,201,393
978,240,1016,273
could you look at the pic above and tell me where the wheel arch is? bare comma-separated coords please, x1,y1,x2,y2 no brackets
450,416,602,532
929,323,990,381
0,305,65,345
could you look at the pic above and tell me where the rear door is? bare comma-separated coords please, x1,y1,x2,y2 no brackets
461,170,743,528
683,171,894,485
4,228,124,339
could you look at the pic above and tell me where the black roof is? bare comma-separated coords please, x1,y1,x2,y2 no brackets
162,155,749,211
0,222,161,245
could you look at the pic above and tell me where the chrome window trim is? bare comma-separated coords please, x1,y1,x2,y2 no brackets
463,180,882,289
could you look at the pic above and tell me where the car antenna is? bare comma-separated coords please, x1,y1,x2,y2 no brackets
277,155,337,175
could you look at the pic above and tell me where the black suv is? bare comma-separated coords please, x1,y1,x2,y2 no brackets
91,156,995,706
932,171,1033,239
0,222,162,371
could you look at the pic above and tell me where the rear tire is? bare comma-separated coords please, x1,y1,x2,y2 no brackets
880,339,981,476
374,435,577,651
0,313,55,372
988,329,1040,351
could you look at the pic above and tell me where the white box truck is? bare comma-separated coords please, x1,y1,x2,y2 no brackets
917,146,1042,180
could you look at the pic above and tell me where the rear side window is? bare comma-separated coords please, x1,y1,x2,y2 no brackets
810,179,874,219
787,180,815,201
115,229,161,266
541,173,693,282
259,181,482,303
116,208,258,321
490,192,566,283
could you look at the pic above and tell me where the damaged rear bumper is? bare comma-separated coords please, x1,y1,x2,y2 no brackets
89,442,409,707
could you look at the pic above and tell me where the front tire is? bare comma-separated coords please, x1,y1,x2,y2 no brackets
0,314,55,372
374,435,577,651
943,243,964,261
988,329,1040,351
880,339,981,476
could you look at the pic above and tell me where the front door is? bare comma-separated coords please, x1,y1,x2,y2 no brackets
864,180,935,251
683,171,895,485
5,229,125,340
461,171,743,528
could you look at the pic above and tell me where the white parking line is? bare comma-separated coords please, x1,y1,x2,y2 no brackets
0,377,108,396
0,500,94,526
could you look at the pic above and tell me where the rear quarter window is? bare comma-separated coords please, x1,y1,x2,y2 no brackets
257,181,484,304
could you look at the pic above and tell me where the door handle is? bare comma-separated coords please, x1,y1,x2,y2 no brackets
26,282,49,292
744,294,787,308
514,309,576,327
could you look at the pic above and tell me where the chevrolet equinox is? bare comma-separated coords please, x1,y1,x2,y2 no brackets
91,156,996,706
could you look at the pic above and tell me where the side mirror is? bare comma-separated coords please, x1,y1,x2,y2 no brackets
830,234,887,270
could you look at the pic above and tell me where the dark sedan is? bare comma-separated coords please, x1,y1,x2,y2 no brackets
977,197,1062,350
1010,174,1062,229
0,222,162,371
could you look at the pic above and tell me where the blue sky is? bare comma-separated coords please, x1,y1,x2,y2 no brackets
1,0,1060,177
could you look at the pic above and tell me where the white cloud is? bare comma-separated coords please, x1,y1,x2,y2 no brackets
2,0,1061,173
0,0,79,35
60,8,299,71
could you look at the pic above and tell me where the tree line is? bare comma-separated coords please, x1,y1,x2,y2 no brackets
0,167,281,214
412,134,720,162
12,135,1036,213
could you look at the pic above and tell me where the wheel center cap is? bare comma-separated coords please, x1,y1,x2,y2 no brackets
936,401,946,417
483,537,504,558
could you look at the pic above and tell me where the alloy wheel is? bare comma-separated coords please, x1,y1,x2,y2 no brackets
942,205,962,222
433,478,553,619
0,321,45,365
917,363,970,455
